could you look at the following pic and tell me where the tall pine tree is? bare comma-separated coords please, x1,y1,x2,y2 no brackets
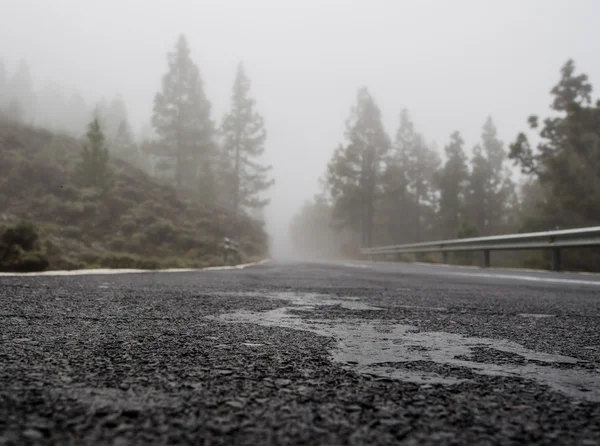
481,117,514,234
64,92,89,137
379,109,414,244
466,117,514,235
93,94,129,142
9,60,36,124
0,59,7,112
400,112,440,242
220,64,273,213
510,59,600,228
152,34,214,191
510,59,600,271
466,144,487,234
74,119,113,191
326,87,390,247
112,120,139,167
436,131,469,238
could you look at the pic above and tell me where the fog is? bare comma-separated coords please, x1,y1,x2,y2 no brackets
2,0,600,259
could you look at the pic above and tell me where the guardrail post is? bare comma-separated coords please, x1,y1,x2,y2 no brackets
442,252,448,265
551,248,561,272
223,237,230,264
483,249,491,268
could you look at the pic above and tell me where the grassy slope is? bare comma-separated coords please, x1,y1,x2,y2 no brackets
0,119,268,270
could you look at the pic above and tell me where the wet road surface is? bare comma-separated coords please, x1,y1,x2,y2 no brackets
1,261,599,445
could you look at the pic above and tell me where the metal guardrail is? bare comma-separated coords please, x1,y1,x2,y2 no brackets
360,226,600,271
223,237,240,264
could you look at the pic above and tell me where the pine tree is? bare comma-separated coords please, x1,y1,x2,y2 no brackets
326,87,390,247
9,60,36,123
107,95,128,140
0,59,7,111
399,112,441,242
379,109,414,244
64,92,89,137
436,131,469,238
220,63,273,213
466,144,488,234
510,59,600,270
36,81,66,131
152,34,214,191
410,136,440,241
6,98,24,122
290,192,340,259
93,95,129,142
481,117,514,234
112,120,139,166
74,119,113,191
91,100,109,134
510,59,600,228
466,117,514,235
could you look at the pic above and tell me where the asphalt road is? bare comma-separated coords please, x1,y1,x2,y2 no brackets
1,261,599,445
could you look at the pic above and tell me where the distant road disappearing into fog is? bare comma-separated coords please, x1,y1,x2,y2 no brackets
1,261,599,444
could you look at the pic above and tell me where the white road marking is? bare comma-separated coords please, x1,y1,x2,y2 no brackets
444,271,600,287
341,263,370,269
0,259,270,277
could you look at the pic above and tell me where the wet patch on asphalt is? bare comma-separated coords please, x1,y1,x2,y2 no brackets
211,291,600,401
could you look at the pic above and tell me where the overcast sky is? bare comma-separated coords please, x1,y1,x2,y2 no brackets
1,0,599,256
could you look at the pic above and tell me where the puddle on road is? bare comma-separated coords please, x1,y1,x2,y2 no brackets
219,291,384,311
210,292,600,401
518,313,555,318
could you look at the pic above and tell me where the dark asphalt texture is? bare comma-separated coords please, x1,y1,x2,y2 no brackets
1,261,599,445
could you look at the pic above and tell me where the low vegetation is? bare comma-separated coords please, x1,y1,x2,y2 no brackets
0,119,268,271
0,221,49,272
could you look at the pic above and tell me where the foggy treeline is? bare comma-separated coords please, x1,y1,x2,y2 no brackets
290,60,600,271
2,37,599,271
0,34,273,220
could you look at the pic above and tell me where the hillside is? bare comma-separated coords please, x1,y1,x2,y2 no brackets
0,119,269,271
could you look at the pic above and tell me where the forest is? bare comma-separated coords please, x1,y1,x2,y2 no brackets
1,38,599,272
290,60,600,271
0,35,271,271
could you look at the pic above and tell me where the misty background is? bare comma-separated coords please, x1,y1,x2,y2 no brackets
2,0,600,258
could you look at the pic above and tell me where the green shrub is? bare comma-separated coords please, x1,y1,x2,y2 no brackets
105,195,135,217
198,254,225,268
43,239,60,256
55,183,80,200
118,185,145,203
119,215,138,235
61,225,84,239
127,232,146,253
82,200,99,216
145,219,177,245
80,187,103,202
55,201,86,221
99,253,160,270
178,234,205,250
0,222,49,272
2,249,50,272
2,221,38,251
108,237,126,251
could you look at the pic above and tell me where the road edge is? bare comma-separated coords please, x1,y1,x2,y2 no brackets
0,259,271,277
